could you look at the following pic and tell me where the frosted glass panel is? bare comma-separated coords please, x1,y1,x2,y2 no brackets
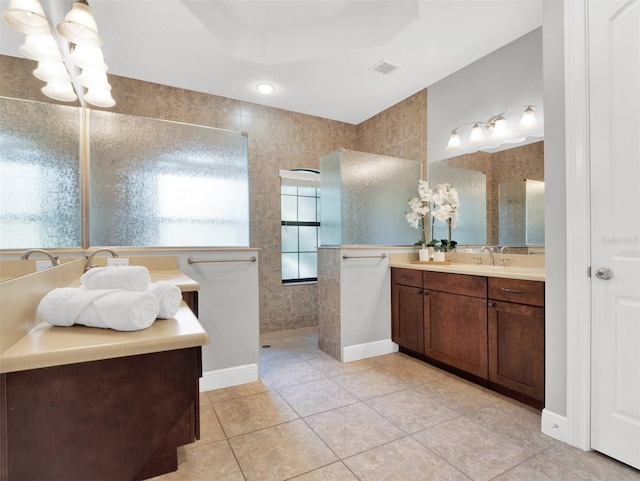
320,150,342,245
499,181,527,245
0,97,81,249
429,164,486,245
89,111,248,247
526,180,545,244
320,149,420,245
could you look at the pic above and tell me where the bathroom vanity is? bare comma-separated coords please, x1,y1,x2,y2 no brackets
0,259,209,481
390,254,545,408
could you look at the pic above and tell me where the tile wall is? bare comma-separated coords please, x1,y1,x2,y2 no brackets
0,54,427,332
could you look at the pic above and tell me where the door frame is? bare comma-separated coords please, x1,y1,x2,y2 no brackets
564,0,592,451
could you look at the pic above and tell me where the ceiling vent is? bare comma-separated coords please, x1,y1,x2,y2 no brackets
372,60,401,75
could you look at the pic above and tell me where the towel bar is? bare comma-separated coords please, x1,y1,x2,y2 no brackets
187,256,256,264
342,254,387,260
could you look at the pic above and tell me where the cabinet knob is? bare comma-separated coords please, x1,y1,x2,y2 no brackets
402,275,414,280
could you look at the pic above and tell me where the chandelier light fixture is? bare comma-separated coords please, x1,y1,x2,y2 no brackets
445,105,541,153
2,0,115,107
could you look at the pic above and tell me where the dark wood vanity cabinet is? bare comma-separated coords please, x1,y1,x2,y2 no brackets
488,277,545,403
391,267,545,407
423,271,488,379
391,268,424,354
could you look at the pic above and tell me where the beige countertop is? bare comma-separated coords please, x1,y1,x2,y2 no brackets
389,252,545,282
0,263,208,374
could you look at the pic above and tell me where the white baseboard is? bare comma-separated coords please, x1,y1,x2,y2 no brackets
342,339,398,362
541,409,569,443
199,363,259,392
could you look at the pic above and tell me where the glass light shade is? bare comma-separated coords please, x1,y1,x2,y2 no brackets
2,0,50,36
19,35,62,62
518,106,538,129
84,86,115,108
33,61,71,83
490,116,508,140
445,131,462,151
41,82,77,102
469,123,485,145
68,44,107,70
56,2,102,47
77,69,109,88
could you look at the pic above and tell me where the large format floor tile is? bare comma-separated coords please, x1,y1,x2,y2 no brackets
149,327,640,481
229,419,338,481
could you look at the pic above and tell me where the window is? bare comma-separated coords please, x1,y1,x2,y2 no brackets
280,169,320,283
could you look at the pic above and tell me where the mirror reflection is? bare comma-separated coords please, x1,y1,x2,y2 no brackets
429,140,544,248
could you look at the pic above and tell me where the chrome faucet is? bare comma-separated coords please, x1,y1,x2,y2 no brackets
20,249,59,266
481,246,495,266
500,246,511,254
84,248,119,271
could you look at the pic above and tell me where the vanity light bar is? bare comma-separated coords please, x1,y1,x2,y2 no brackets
446,105,540,152
2,0,115,107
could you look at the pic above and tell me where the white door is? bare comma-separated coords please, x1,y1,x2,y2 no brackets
589,0,640,469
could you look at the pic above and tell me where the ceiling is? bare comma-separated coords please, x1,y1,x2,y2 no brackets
0,0,543,125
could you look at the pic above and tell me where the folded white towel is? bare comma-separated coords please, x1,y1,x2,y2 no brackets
38,287,159,331
148,282,182,319
81,266,151,291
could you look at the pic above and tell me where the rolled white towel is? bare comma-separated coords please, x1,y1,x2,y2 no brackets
81,266,151,291
148,282,182,319
38,287,159,331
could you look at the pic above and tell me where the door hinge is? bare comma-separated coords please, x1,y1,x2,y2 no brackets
587,266,592,277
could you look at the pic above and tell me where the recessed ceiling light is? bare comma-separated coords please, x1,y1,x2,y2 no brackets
255,82,276,94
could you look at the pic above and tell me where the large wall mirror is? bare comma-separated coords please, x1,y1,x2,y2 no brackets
429,141,544,247
427,28,543,250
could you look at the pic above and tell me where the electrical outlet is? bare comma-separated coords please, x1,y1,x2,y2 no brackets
107,258,129,267
35,260,53,271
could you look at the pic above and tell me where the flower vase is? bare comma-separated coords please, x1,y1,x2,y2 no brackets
433,251,446,262
419,248,430,261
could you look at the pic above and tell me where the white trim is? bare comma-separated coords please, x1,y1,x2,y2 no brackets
564,0,592,451
541,409,569,443
199,364,259,392
342,339,398,362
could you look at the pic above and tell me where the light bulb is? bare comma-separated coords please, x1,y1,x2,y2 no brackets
19,34,62,62
41,82,77,102
519,106,538,129
490,116,508,140
33,61,71,83
69,44,107,70
2,0,50,36
57,2,102,47
84,85,115,107
77,69,109,89
469,123,485,146
446,131,462,151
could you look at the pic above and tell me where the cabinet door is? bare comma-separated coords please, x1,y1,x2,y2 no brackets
488,300,544,402
424,290,488,378
391,283,424,354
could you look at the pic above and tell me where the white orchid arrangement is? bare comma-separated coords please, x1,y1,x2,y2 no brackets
406,181,459,250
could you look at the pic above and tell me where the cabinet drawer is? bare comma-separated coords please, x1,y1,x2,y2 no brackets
392,268,423,288
488,278,544,307
423,271,487,298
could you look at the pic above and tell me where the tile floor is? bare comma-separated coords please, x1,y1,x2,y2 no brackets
151,327,640,481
